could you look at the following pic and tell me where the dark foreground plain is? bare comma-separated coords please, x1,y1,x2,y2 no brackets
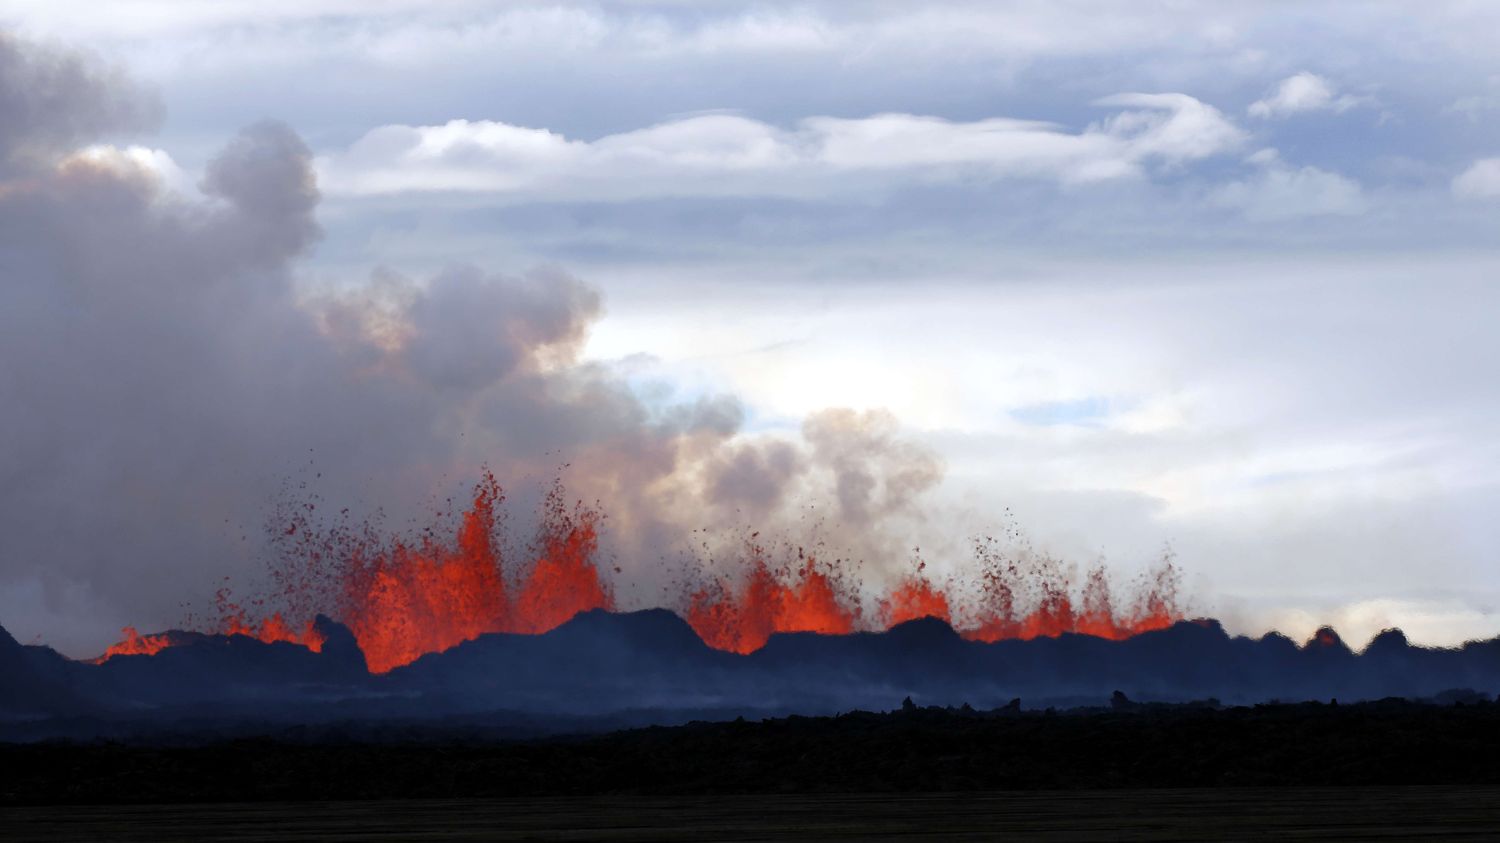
7,698,1500,803
5,788,1500,841
6,700,1500,839
14,611,1500,737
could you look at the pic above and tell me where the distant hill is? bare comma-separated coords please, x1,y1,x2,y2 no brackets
4,610,1499,740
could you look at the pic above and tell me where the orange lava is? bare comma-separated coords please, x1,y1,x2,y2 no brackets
329,474,613,673
333,473,517,673
91,471,1185,670
961,554,1179,643
509,484,609,635
94,612,326,664
880,568,952,627
686,544,859,654
221,612,326,652
1309,627,1345,649
92,627,175,662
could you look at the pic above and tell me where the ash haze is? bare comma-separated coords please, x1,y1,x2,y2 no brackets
1,2,1498,658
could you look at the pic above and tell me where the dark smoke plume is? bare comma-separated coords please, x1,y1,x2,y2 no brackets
0,31,946,656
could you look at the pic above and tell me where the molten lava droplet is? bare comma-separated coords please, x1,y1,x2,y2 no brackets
92,471,1186,669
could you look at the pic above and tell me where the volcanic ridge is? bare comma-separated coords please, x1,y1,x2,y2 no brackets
6,608,1500,742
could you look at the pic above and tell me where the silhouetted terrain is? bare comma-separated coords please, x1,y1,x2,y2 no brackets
11,617,1500,837
11,788,1500,842
5,697,1500,804
6,610,1500,742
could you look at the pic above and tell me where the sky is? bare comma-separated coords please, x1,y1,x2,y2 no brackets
2,1,1498,655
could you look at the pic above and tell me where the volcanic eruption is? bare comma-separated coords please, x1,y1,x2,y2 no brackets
92,470,1184,673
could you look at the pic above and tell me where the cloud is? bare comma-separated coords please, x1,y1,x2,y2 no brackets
316,94,1245,199
0,3,1260,59
802,408,945,528
0,31,948,655
1445,93,1500,122
1092,93,1247,162
0,32,160,174
705,440,805,517
316,264,602,392
1452,157,1500,198
6,3,1500,658
61,144,195,196
1248,72,1366,119
1212,148,1365,220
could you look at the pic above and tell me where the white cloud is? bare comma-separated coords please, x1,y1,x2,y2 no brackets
1212,148,1365,220
10,0,1500,651
62,144,197,197
1248,72,1367,119
1094,93,1247,162
584,256,1500,645
1452,157,1500,198
318,94,1245,199
1446,94,1500,122
0,2,1242,58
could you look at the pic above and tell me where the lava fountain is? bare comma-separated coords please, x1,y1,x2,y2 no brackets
95,471,1183,671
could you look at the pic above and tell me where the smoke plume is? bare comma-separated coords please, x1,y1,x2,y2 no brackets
0,31,947,655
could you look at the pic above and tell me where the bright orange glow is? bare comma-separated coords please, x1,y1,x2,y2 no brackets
329,474,613,673
880,569,952,627
333,473,518,673
686,544,860,654
92,626,174,662
94,612,326,665
92,471,1186,669
220,612,326,652
509,484,609,635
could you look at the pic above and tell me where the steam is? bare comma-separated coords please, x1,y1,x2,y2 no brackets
0,32,160,174
0,31,947,655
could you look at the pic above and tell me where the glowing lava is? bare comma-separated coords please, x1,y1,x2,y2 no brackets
94,471,1183,671
93,627,175,662
92,612,324,665
879,568,952,629
686,544,860,654
324,474,613,673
